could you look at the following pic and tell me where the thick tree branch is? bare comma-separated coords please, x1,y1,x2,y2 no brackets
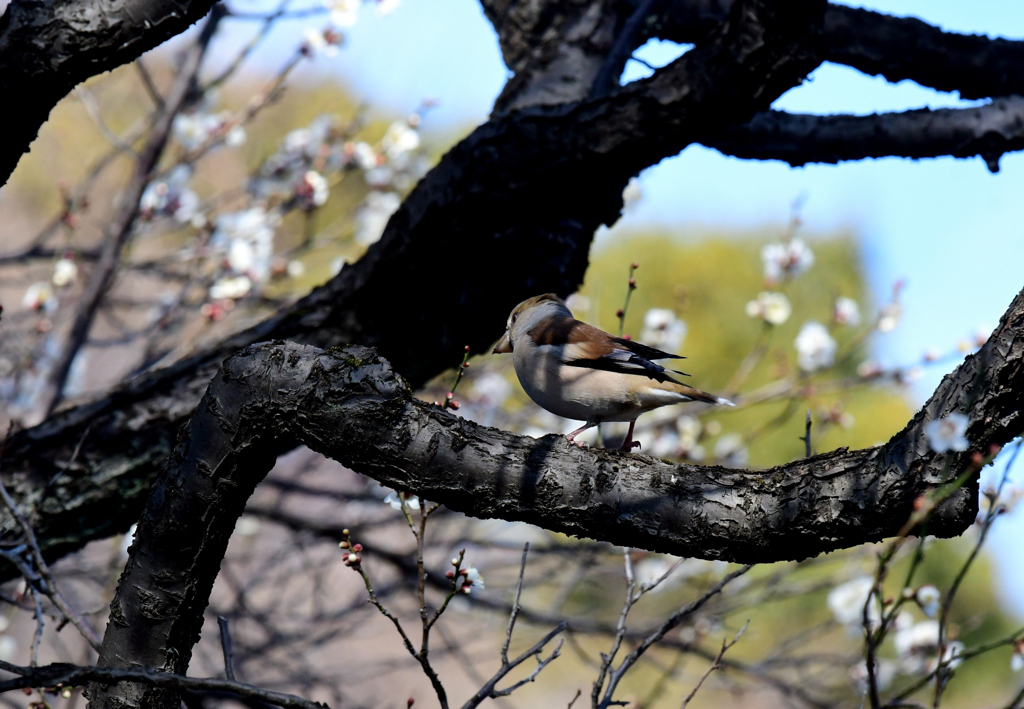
0,0,825,576
87,280,1023,705
703,97,1024,171
0,661,325,709
657,2,1024,100
0,0,220,184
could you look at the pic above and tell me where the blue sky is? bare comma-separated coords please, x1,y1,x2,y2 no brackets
204,0,1024,609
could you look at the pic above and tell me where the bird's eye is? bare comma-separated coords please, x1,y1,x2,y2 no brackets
511,314,518,324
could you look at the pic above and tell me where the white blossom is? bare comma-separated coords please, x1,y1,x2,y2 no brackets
325,0,360,26
1012,652,1024,672
915,585,941,618
22,282,56,312
828,576,877,628
463,566,484,592
298,170,330,207
350,141,379,170
761,238,814,283
745,291,791,325
794,321,837,372
924,413,969,453
941,641,965,670
212,207,278,283
833,296,861,326
383,490,420,511
382,120,420,160
52,257,78,287
209,275,253,300
894,620,939,660
878,302,902,333
303,27,341,57
172,112,225,150
354,191,401,245
225,125,247,147
640,308,686,352
375,0,399,15
139,166,199,223
622,177,642,211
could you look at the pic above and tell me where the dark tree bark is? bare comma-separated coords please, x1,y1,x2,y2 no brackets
0,0,218,183
705,98,1024,171
0,0,827,575
88,279,1024,707
1,0,1023,600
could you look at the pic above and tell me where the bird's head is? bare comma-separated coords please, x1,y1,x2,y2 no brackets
492,293,571,354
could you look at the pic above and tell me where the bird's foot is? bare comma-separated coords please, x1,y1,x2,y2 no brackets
618,439,641,452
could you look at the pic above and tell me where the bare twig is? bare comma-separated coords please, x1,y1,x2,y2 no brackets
218,615,236,681
800,410,812,457
680,620,749,707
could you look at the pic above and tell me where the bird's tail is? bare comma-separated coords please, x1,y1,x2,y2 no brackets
666,381,734,406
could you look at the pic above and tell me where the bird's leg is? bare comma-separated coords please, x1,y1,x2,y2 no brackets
566,421,598,447
619,421,641,451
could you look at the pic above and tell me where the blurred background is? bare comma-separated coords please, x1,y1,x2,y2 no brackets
0,1,1022,707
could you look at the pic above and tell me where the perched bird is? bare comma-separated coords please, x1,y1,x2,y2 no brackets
493,293,733,451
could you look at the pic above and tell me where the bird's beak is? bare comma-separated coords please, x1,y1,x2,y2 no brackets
492,332,512,354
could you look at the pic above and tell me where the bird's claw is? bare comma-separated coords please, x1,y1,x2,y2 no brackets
618,440,641,452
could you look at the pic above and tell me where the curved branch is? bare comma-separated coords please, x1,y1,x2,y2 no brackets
703,97,1024,171
0,0,825,576
89,281,1024,705
657,2,1024,100
0,0,220,184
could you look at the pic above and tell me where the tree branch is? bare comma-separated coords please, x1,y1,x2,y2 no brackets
0,0,826,578
703,98,1024,172
0,0,221,184
87,280,1024,706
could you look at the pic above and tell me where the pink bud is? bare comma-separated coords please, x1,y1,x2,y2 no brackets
352,543,363,552
631,262,639,270
446,571,455,579
449,401,460,410
628,278,636,289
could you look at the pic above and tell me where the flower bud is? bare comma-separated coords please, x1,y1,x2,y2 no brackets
342,529,350,536
449,401,460,410
462,362,470,368
628,278,636,289
632,262,639,270
340,541,350,549
463,345,470,352
446,570,455,579
452,558,460,566
446,392,454,400
616,309,624,318
352,543,363,552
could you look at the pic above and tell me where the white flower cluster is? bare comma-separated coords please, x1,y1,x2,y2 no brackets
794,321,837,372
924,413,969,453
208,206,281,300
640,308,686,352
172,111,245,151
761,238,814,283
140,166,201,225
745,291,791,325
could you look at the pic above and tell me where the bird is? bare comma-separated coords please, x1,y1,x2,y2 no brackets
492,293,733,451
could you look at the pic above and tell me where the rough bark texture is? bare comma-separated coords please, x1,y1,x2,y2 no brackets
89,279,1024,706
705,97,1024,170
657,3,1024,100
0,0,827,576
0,0,218,184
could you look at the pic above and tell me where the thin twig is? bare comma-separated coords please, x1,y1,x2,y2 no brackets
680,620,749,707
800,410,812,457
218,615,236,681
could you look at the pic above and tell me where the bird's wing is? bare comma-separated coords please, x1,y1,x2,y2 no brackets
529,316,688,384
